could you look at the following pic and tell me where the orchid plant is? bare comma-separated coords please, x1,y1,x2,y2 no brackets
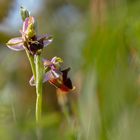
6,7,74,124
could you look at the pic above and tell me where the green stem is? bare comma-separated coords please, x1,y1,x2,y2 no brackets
25,49,36,80
35,54,43,124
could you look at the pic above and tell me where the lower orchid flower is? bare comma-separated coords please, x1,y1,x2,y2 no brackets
30,56,75,93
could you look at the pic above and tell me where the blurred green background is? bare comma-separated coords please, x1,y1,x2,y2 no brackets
0,0,140,139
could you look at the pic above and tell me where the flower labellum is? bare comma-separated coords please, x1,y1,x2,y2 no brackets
49,67,75,93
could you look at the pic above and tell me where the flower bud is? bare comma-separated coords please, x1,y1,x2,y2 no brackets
20,6,30,21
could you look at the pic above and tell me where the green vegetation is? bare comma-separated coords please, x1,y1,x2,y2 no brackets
0,0,140,140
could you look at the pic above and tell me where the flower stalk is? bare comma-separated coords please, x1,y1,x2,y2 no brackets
35,54,43,124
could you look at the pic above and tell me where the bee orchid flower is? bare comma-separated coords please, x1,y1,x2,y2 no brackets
30,56,75,93
6,16,53,55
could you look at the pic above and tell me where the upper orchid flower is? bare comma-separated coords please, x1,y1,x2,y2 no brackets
30,56,75,93
6,16,53,55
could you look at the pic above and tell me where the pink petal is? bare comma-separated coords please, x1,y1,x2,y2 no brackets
44,70,62,82
22,16,35,32
29,70,61,86
6,37,24,51
29,76,36,86
37,34,53,47
43,71,53,82
29,72,54,86
43,59,53,67
37,34,51,40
